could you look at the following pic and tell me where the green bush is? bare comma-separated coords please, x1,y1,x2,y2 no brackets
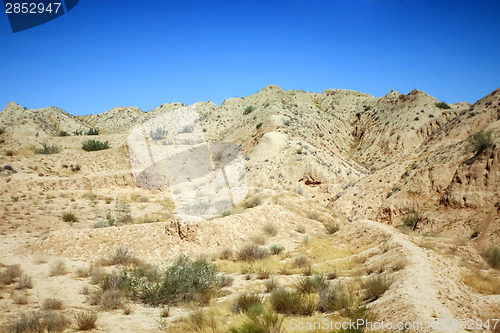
256,122,263,129
402,210,419,228
58,131,69,137
270,288,316,316
295,275,328,294
82,140,110,151
244,106,256,115
120,255,220,306
34,143,61,155
465,130,495,153
232,292,264,313
86,128,99,135
483,247,500,269
61,212,78,222
363,105,372,111
435,101,451,109
269,244,284,255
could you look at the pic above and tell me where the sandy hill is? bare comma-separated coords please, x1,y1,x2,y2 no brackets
0,86,499,333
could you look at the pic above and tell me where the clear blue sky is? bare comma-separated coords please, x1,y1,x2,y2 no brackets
1,0,499,115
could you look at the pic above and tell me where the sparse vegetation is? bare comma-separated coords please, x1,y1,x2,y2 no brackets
256,122,263,129
243,196,261,209
34,143,61,154
0,128,4,135
61,212,78,222
295,275,328,294
82,139,110,151
465,130,495,153
435,101,451,109
58,130,69,136
244,106,256,115
463,271,500,294
363,105,372,111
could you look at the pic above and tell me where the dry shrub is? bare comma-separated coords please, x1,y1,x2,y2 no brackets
16,274,32,289
7,311,70,333
243,196,261,209
362,274,391,301
42,298,63,310
263,222,278,236
256,269,271,280
292,256,311,268
49,260,67,276
13,294,29,305
238,244,270,262
324,221,340,234
219,248,233,260
74,310,98,330
102,246,139,266
319,282,358,314
251,234,267,245
307,211,321,221
296,224,306,234
100,289,124,309
264,278,280,293
1,264,22,285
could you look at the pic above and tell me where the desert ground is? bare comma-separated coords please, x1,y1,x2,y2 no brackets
0,86,499,332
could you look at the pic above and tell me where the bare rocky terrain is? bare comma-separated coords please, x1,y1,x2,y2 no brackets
0,86,499,332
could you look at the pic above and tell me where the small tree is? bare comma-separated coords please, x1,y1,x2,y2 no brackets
435,102,451,109
244,106,256,115
465,130,495,153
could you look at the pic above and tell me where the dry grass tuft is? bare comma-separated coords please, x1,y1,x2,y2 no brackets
74,310,98,330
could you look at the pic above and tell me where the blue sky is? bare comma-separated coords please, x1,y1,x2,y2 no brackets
1,0,499,115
